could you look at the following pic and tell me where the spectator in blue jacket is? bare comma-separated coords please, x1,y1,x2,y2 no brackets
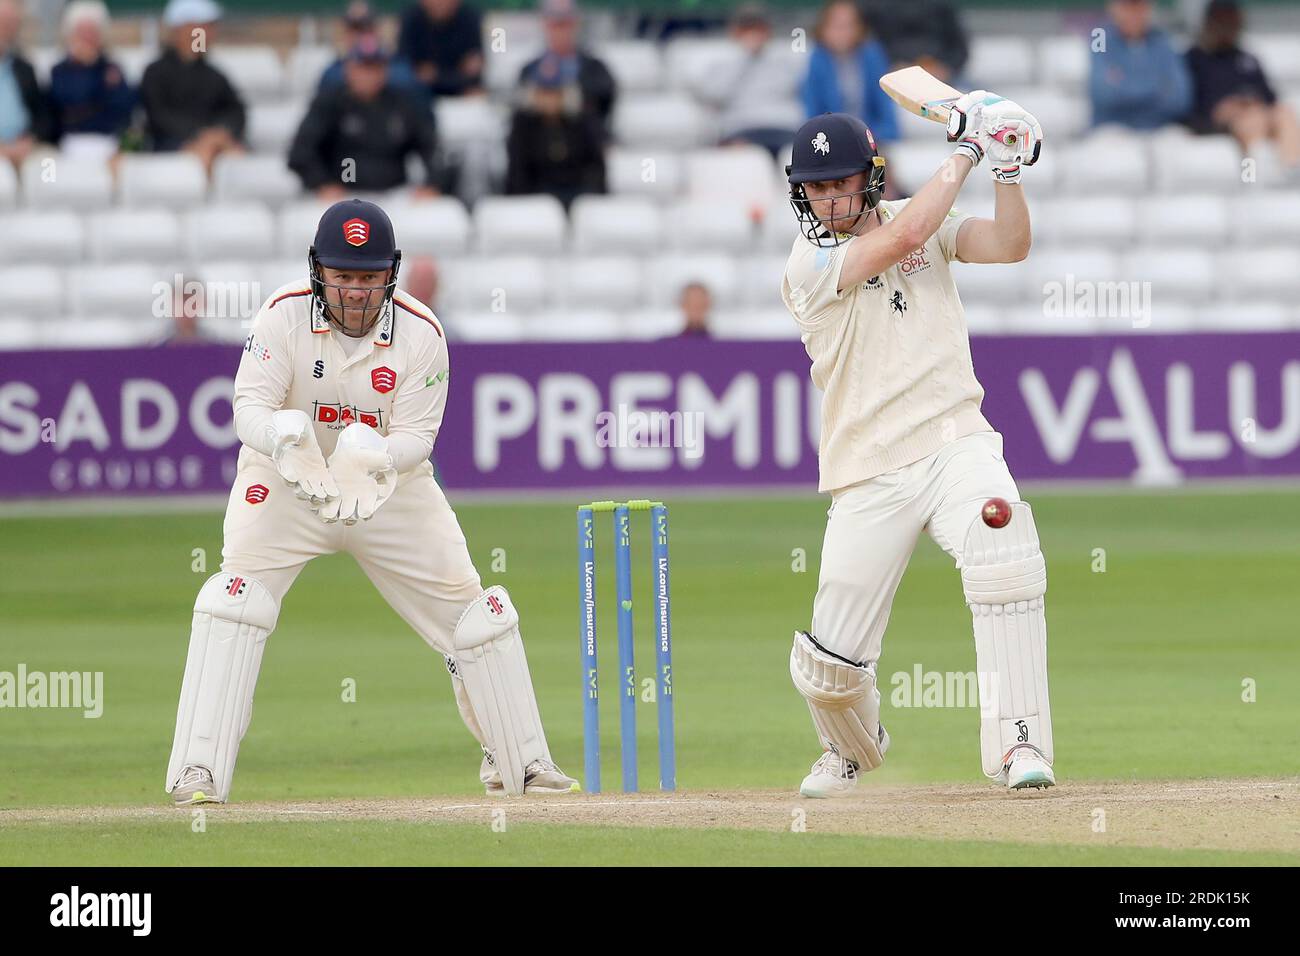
319,2,423,105
802,0,899,142
48,1,136,156
1089,0,1192,130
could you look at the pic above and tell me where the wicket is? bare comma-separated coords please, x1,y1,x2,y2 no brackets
577,499,676,793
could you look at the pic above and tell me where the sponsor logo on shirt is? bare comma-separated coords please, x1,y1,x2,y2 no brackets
312,402,384,429
898,245,932,277
243,335,272,361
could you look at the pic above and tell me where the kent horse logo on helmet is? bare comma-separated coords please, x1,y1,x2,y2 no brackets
342,218,370,246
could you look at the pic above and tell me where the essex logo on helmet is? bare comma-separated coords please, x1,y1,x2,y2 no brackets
342,218,370,246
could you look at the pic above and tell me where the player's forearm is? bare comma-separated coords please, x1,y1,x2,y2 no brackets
234,404,278,458
992,182,1031,260
385,430,433,474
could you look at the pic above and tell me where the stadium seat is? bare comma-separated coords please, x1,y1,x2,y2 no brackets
1197,302,1292,332
760,196,799,253
645,254,740,306
118,154,207,207
666,198,755,252
663,37,736,92
570,195,663,254
440,310,527,342
483,43,538,95
190,260,261,328
1111,302,1197,334
440,255,550,312
0,160,15,208
185,204,278,261
68,264,170,318
88,208,183,262
1120,247,1217,303
277,199,332,257
436,97,507,148
43,317,167,348
596,41,663,93
0,319,42,350
961,305,1007,335
1058,134,1150,195
285,46,335,99
525,309,623,341
613,94,711,149
473,195,566,253
1002,305,1102,336
740,255,789,308
1151,135,1242,194
1022,248,1123,299
1136,195,1228,247
116,46,156,85
385,197,472,255
0,210,84,263
606,148,684,201
553,256,644,310
882,140,955,196
1228,192,1300,243
950,260,1032,306
710,308,799,340
995,88,1088,141
1219,248,1300,302
0,266,63,318
1039,196,1139,245
209,46,285,102
623,308,687,340
213,154,302,206
261,260,309,296
683,146,780,212
1037,35,1090,90
966,37,1037,87
247,100,309,155
20,154,113,209
1245,34,1300,86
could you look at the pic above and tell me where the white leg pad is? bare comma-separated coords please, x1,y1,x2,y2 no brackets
962,501,1054,778
165,573,279,802
452,586,551,796
789,630,887,771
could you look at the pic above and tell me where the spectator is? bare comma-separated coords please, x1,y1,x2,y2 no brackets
398,0,484,98
802,1,899,142
290,36,443,200
518,0,616,135
1186,0,1299,170
0,0,56,169
677,282,712,337
505,52,605,206
402,256,440,312
860,0,967,82
48,1,136,161
689,4,803,156
139,0,245,173
158,272,213,345
319,1,423,104
1089,0,1192,131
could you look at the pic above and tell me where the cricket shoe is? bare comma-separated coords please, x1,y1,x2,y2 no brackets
482,754,580,796
800,725,890,798
171,765,222,806
1004,746,1055,790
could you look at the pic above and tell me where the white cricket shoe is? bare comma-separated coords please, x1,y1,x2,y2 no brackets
1006,747,1055,790
171,765,221,806
482,754,580,796
800,751,860,798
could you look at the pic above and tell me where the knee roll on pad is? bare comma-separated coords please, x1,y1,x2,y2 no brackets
961,501,1054,778
789,630,887,771
452,586,551,796
165,573,279,802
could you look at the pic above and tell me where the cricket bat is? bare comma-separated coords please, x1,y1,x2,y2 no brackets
878,66,963,125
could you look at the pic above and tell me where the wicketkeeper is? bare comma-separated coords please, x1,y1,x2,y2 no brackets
165,199,577,805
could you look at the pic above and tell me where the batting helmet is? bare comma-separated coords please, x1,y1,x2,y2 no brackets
786,113,886,247
308,199,403,337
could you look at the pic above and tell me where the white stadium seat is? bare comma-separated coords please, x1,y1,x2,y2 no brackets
1229,192,1300,243
1058,134,1150,195
760,196,799,253
1022,248,1122,298
663,38,736,92
711,308,799,341
1218,248,1300,302
185,204,278,261
43,318,167,348
0,159,16,208
606,148,684,201
1037,197,1139,246
473,195,566,253
88,208,183,262
623,308,687,340
614,94,711,149
966,37,1037,88
20,154,114,209
683,146,780,211
386,197,472,255
277,199,332,257
0,210,83,263
0,266,63,318
435,97,507,148
1136,195,1228,247
441,311,527,342
68,264,169,318
1197,302,1293,332
1245,34,1300,86
118,154,207,207
209,46,285,102
596,41,663,93
570,195,663,254
739,255,789,309
950,260,1032,306
483,44,538,96
285,46,335,98
645,254,740,307
667,199,755,252
525,309,623,341
995,88,1088,141
261,260,309,296
116,47,156,85
441,256,550,312
882,140,954,196
1151,135,1242,194
553,256,645,310
247,100,309,154
960,305,1007,335
1120,247,1217,304
1037,35,1090,90
0,319,43,350
213,154,302,206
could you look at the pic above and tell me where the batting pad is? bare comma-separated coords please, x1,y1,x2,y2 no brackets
961,501,1054,778
452,586,551,796
166,573,279,802
789,630,888,771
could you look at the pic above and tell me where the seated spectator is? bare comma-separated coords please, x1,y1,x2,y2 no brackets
402,256,440,311
1186,0,1299,170
139,0,245,173
518,0,616,135
677,282,712,338
505,52,605,206
802,1,899,143
48,1,136,161
319,1,423,104
0,0,56,169
158,272,213,345
398,0,484,98
1089,0,1191,131
690,4,803,157
860,0,967,82
290,36,443,200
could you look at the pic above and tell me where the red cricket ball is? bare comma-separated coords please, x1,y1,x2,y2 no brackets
981,497,1012,529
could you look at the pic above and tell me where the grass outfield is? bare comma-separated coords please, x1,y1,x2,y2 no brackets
1,490,1298,865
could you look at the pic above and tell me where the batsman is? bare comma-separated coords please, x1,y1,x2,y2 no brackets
781,97,1056,797
165,199,577,805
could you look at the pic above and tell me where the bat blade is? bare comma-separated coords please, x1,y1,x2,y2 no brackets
879,66,964,125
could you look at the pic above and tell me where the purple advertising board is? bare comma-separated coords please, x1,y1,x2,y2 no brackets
1,332,1298,499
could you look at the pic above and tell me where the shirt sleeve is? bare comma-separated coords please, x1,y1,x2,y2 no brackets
935,207,974,262
385,332,449,473
233,301,295,457
781,239,853,332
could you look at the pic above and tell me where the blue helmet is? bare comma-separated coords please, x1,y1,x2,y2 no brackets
308,199,403,336
786,113,886,247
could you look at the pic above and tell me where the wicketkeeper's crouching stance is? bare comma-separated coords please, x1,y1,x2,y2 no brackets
165,199,576,805
781,101,1055,797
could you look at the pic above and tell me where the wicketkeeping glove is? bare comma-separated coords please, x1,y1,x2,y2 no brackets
269,409,338,506
318,422,397,525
